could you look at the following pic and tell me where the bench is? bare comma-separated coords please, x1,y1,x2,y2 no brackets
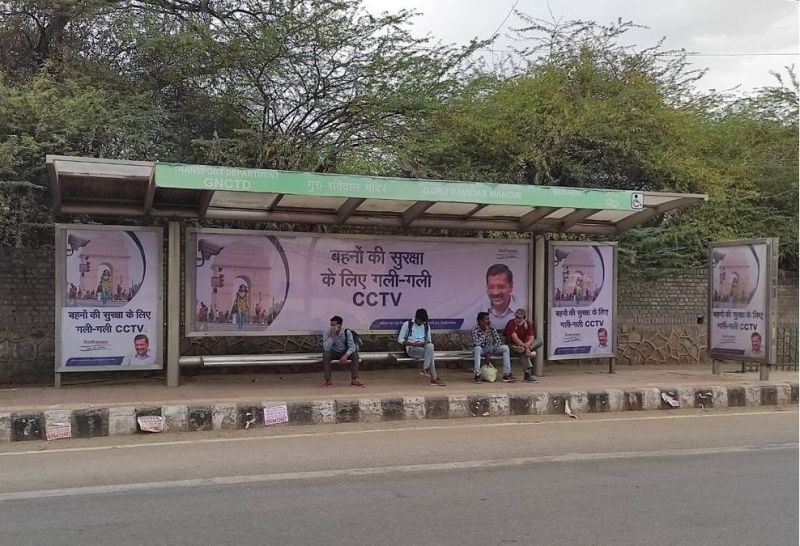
178,350,516,368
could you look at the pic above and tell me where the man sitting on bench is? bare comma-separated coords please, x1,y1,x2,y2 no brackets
397,308,446,387
322,315,364,388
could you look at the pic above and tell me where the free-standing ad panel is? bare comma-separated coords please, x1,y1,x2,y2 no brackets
56,225,163,372
548,242,617,360
708,239,776,362
186,229,530,335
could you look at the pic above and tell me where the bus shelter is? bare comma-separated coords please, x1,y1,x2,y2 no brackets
47,155,707,386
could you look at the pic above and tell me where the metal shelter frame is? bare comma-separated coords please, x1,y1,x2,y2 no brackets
47,155,708,386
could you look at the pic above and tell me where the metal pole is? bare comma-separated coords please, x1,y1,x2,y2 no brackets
760,364,771,381
534,235,545,377
166,221,181,387
712,359,721,375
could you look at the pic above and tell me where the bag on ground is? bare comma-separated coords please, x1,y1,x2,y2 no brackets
480,363,497,383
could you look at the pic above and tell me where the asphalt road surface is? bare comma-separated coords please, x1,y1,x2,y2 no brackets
0,408,797,545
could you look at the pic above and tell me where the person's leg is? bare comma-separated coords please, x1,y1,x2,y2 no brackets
424,342,438,379
498,344,512,375
322,350,334,382
349,351,360,380
472,346,482,375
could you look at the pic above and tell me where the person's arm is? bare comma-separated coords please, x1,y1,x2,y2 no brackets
397,322,408,345
471,327,481,347
322,330,334,352
491,327,503,347
426,324,432,343
505,321,523,347
344,330,356,357
523,320,536,348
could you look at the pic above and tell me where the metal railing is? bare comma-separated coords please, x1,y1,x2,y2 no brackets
743,326,798,372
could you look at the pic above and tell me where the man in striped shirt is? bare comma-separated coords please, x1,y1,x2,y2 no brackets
472,312,515,383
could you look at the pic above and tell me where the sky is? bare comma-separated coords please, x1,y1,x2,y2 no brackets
361,0,799,94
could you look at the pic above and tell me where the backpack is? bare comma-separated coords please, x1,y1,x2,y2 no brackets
403,319,429,342
345,329,362,350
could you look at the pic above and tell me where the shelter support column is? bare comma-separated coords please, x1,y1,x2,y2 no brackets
534,235,545,377
166,221,181,387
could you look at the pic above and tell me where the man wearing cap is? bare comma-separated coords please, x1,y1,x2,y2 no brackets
505,308,539,383
397,308,445,386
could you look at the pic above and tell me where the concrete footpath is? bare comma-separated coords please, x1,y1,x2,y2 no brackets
0,365,797,442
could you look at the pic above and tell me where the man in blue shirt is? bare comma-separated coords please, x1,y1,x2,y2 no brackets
397,308,445,386
322,315,364,388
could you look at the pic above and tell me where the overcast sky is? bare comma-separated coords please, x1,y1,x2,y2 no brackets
362,0,799,94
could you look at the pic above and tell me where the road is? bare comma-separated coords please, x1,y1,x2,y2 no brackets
0,408,796,545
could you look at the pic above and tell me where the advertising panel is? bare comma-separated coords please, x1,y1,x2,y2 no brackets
186,230,530,335
709,239,775,362
56,225,163,371
548,242,616,360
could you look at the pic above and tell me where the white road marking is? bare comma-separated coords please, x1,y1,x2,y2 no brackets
0,443,795,502
0,409,795,457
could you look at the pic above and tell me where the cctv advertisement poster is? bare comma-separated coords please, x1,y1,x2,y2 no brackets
548,243,616,360
57,226,162,371
187,229,530,335
709,241,772,361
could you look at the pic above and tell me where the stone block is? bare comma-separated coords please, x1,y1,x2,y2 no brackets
212,404,237,430
758,385,778,406
162,405,188,432
287,401,314,425
587,391,610,413
548,392,570,415
606,390,625,412
448,395,470,419
109,407,136,436
312,400,336,424
509,394,532,416
237,404,264,429
424,396,450,419
0,412,11,442
569,391,588,414
693,388,714,409
744,386,761,407
335,400,360,423
710,386,728,409
531,392,549,415
381,397,405,421
641,388,662,410
467,396,490,417
358,399,383,422
489,394,510,417
678,387,695,408
726,387,746,407
187,407,213,432
658,388,680,410
11,413,44,441
403,397,426,420
791,384,799,403
72,409,109,438
775,384,791,406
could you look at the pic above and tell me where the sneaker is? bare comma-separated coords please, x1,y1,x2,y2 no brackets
523,372,539,383
430,378,446,387
322,379,333,388
351,379,365,388
502,374,518,383
473,374,482,384
419,367,431,377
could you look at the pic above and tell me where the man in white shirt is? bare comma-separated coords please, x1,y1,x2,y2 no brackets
123,334,156,366
397,308,445,386
593,328,611,354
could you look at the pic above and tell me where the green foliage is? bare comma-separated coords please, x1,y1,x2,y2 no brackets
0,3,795,270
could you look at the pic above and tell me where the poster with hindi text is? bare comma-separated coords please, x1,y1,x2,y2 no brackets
186,229,531,335
709,239,776,362
548,242,616,360
56,225,162,372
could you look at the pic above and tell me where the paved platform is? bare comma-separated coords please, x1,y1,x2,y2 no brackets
0,364,797,442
